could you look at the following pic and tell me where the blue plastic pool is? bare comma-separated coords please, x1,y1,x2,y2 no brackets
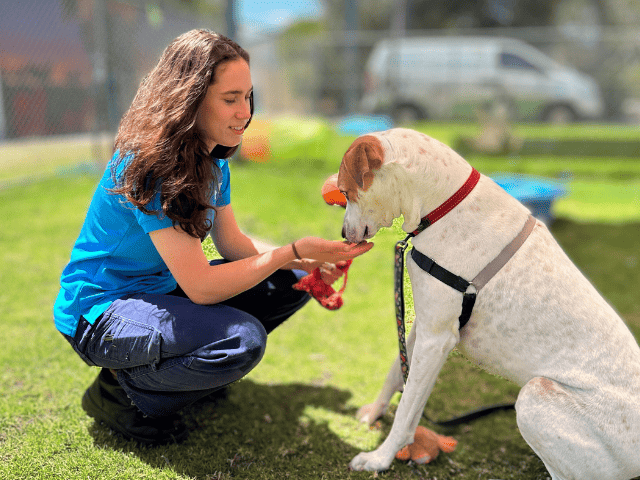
492,174,567,224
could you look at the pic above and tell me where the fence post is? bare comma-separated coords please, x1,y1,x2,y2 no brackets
226,0,238,41
91,0,110,167
0,73,6,141
344,0,359,114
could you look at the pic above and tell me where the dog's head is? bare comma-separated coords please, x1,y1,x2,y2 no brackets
337,135,384,204
337,128,472,243
338,133,405,243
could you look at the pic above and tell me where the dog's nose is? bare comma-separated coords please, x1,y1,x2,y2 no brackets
341,227,346,239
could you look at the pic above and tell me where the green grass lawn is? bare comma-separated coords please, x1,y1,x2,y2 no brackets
1,124,639,479
0,134,110,186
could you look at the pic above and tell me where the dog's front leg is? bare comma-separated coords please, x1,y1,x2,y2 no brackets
350,327,458,472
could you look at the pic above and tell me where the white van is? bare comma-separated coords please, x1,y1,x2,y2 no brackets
360,37,604,123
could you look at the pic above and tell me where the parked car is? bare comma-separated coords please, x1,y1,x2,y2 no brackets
360,36,605,123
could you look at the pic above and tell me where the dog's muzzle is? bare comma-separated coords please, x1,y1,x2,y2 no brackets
342,226,369,241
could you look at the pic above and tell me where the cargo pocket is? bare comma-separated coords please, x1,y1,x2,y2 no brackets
86,313,162,369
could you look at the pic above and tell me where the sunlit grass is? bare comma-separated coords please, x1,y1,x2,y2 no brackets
1,123,639,479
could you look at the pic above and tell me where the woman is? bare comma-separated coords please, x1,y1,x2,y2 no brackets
53,29,372,445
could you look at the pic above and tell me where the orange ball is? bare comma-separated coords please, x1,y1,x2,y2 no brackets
321,174,346,207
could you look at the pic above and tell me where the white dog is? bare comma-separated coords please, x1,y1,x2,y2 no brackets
338,128,640,480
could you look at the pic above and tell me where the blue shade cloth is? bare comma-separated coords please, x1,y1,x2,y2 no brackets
493,173,567,223
336,114,394,136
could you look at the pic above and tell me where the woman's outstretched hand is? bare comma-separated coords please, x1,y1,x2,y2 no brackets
293,237,373,267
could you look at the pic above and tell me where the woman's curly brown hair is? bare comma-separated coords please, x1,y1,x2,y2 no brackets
111,29,253,239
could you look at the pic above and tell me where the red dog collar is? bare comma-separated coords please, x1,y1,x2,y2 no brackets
412,167,480,235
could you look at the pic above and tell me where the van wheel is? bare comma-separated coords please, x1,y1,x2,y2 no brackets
543,105,576,124
392,104,424,125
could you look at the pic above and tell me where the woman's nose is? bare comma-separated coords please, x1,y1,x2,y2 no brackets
237,99,251,119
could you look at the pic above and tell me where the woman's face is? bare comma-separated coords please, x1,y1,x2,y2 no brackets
196,58,252,152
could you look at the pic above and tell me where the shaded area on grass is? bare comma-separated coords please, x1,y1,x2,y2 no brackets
83,381,362,479
77,379,550,480
551,219,640,320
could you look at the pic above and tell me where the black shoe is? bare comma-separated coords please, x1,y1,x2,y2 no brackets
82,368,188,445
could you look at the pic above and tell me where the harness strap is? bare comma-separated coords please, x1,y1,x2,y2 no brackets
471,214,537,291
410,250,471,294
410,248,477,330
411,214,536,329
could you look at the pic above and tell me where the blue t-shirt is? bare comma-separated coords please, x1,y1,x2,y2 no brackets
53,152,231,337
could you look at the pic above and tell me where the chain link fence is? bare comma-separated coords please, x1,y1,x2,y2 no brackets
2,1,639,162
1,0,224,155
253,25,640,123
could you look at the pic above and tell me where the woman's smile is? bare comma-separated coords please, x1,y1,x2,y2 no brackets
195,58,253,152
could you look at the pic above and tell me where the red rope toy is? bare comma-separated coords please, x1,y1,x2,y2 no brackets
293,260,352,310
292,174,351,310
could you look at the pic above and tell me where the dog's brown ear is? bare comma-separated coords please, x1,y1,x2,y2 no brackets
338,135,384,198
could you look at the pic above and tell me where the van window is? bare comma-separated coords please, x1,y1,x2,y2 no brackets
500,52,543,74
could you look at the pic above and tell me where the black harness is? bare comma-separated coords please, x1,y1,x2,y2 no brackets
394,167,536,383
410,247,479,329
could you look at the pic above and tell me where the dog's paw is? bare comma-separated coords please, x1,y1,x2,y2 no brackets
356,403,385,425
349,451,392,472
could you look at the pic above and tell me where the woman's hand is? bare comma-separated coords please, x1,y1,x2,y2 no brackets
292,237,373,267
318,262,345,285
298,259,349,284
290,238,373,284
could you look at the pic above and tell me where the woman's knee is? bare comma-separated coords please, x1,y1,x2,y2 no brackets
225,315,267,373
189,314,267,375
